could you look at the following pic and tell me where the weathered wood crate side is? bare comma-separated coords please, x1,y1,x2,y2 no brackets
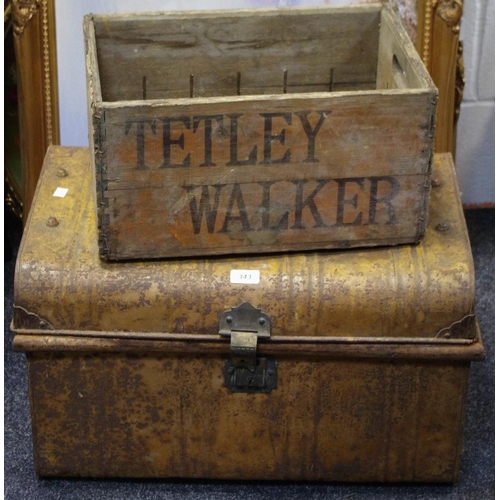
83,18,105,235
84,5,437,260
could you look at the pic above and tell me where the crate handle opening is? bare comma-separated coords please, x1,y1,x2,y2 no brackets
392,54,408,89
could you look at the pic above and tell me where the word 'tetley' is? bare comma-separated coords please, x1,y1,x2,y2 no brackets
124,110,331,169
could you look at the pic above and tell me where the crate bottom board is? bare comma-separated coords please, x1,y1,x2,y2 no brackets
26,350,469,482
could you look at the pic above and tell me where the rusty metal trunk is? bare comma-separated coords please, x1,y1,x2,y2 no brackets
12,147,483,481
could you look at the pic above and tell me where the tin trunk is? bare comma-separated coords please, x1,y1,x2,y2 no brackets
13,147,483,481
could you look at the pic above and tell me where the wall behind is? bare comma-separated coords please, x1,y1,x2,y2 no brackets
55,0,495,205
55,0,252,149
455,0,495,206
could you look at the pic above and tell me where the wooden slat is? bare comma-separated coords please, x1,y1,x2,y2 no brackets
102,90,434,180
376,6,436,90
92,7,381,101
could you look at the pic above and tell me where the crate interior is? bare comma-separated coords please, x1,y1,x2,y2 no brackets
92,6,426,103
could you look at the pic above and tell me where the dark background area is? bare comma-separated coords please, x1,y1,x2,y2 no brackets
4,208,494,499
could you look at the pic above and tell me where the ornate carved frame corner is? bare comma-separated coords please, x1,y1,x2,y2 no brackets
416,0,464,156
12,0,59,220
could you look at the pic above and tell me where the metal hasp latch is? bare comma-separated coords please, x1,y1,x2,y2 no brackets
219,302,278,394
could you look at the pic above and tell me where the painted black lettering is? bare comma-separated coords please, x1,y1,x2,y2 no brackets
160,116,191,168
226,114,257,166
183,184,225,234
368,176,400,225
193,115,224,167
335,178,364,226
257,181,289,230
259,113,291,164
124,119,156,169
219,183,253,233
292,180,329,229
258,181,272,230
295,111,331,163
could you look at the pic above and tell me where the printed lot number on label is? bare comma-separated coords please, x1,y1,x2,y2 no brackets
230,270,260,284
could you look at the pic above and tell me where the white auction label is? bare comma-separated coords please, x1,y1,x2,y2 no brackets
230,269,260,284
53,187,69,198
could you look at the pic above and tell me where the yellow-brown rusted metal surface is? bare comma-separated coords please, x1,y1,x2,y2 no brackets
23,351,474,481
12,146,483,481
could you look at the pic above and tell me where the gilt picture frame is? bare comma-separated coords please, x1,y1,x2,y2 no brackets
10,0,59,219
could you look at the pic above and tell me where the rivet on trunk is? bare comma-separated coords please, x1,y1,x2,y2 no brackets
46,217,59,227
435,222,449,232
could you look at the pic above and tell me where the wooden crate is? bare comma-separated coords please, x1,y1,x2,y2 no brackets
84,4,437,260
